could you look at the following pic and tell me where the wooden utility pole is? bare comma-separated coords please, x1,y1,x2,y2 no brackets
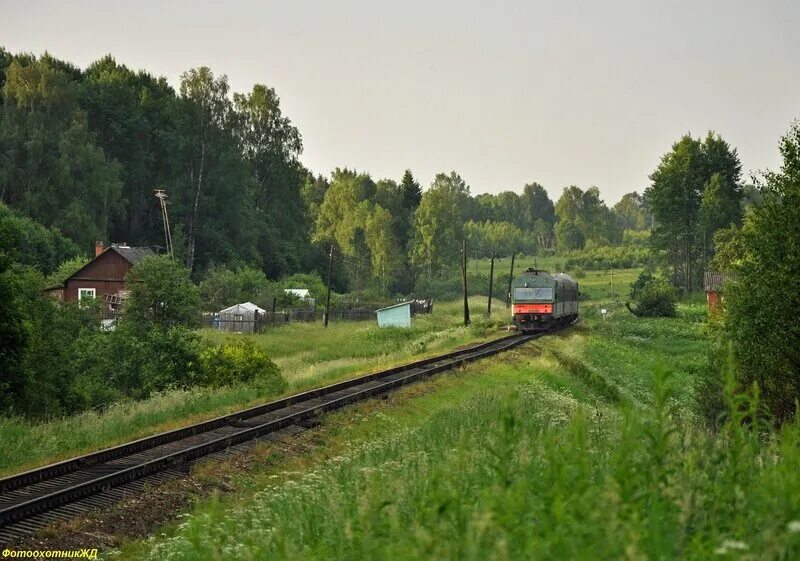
506,252,516,307
610,265,615,302
154,189,173,259
487,251,495,317
462,239,470,326
324,245,334,328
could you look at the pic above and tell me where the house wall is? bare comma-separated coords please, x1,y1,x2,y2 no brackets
65,279,128,302
706,291,722,310
63,250,134,302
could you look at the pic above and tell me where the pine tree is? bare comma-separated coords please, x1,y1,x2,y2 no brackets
400,169,422,211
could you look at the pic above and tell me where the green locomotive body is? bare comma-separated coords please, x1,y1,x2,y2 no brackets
510,268,579,332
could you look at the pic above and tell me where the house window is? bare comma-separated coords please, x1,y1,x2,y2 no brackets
78,288,96,303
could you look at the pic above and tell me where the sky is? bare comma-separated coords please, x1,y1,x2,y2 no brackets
2,0,799,204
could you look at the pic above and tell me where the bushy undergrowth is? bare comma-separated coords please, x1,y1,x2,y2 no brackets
70,327,286,412
564,244,652,269
414,272,511,301
196,338,284,392
626,272,677,317
0,298,500,474
143,366,800,560
0,256,286,420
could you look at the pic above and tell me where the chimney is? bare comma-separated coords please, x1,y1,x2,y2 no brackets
95,241,105,257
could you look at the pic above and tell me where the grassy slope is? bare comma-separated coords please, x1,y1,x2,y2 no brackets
116,287,800,559
0,261,623,476
0,298,505,476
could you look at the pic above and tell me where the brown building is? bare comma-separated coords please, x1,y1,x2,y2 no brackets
704,271,734,311
46,242,155,310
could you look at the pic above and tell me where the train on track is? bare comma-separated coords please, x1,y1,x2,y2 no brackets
510,268,579,332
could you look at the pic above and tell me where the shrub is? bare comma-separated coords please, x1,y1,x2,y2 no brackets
629,271,654,301
197,339,285,393
125,256,201,331
414,273,508,301
69,330,130,410
73,331,286,410
12,272,102,417
138,327,205,395
0,256,30,413
199,266,272,311
71,325,205,409
563,244,651,269
276,272,328,303
626,272,677,317
717,123,800,423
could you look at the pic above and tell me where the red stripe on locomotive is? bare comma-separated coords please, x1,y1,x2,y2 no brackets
512,303,553,314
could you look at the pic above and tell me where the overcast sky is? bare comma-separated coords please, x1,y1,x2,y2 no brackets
2,0,799,204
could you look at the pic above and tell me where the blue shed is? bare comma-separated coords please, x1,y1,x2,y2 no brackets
376,301,413,328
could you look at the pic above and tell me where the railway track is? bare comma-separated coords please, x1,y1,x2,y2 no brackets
0,330,546,542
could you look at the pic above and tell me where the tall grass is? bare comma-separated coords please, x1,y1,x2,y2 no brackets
130,299,800,560
142,368,800,560
0,297,504,476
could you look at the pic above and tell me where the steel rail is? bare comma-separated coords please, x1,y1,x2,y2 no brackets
1,333,526,494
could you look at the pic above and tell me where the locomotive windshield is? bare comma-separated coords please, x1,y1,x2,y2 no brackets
514,287,553,301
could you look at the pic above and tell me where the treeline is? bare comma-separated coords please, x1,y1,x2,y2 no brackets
0,48,653,297
625,122,800,425
0,49,312,279
309,170,652,293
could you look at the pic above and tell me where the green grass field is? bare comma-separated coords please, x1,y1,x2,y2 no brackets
115,297,800,560
0,261,636,477
0,297,505,477
17,262,797,560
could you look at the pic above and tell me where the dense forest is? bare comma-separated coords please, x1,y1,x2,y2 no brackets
0,49,656,296
1,48,798,426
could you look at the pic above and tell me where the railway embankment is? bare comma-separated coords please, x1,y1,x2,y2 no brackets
0,298,502,479
64,300,800,560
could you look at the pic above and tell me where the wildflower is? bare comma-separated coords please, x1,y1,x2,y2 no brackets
714,540,748,555
788,520,800,533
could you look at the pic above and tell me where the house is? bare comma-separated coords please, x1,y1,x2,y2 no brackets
704,271,734,311
45,241,155,310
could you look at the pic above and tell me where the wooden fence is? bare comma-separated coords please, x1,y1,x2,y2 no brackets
98,298,433,334
409,298,433,315
201,308,380,333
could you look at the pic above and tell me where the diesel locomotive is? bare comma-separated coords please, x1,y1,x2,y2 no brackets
510,268,579,332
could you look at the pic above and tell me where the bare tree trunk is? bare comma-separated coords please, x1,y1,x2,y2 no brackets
186,142,206,271
686,232,691,293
